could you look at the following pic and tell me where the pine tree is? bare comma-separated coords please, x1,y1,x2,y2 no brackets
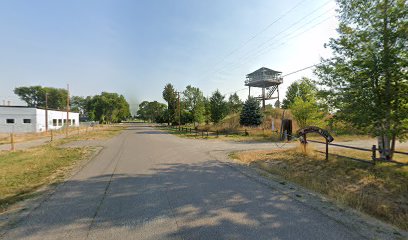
240,97,263,126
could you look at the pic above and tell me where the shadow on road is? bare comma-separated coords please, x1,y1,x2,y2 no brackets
6,160,358,239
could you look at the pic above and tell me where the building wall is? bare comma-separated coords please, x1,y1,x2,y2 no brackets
0,107,36,133
35,109,79,132
0,106,79,133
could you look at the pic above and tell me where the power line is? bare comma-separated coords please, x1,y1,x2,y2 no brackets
223,62,323,96
222,14,334,73
205,0,334,79
199,0,309,79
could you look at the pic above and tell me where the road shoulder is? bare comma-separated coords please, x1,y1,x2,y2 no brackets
209,150,408,240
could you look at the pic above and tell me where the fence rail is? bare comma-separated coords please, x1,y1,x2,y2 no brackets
162,125,408,166
307,139,407,166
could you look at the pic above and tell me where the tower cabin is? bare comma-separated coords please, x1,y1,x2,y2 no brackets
245,67,283,109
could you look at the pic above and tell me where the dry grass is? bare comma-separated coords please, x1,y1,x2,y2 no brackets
0,125,124,211
0,145,92,211
0,125,122,146
231,145,408,230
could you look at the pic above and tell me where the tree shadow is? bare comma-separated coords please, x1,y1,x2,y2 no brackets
4,160,360,239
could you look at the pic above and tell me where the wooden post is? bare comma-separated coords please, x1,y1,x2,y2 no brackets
10,133,15,151
50,130,53,142
66,84,70,137
45,92,48,132
372,145,377,165
302,134,307,153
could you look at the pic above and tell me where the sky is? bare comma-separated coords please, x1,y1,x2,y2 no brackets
0,0,338,114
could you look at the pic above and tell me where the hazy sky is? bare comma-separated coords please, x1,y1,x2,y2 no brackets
0,0,338,114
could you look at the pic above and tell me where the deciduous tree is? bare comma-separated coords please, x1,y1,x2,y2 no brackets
315,0,408,159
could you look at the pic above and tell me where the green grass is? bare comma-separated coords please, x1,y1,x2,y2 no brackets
231,147,408,230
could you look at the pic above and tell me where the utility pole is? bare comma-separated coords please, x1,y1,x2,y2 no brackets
45,92,48,132
66,84,70,137
177,91,181,127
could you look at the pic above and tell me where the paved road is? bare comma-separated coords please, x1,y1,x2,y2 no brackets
1,124,389,239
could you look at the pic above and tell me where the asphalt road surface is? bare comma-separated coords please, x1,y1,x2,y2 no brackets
1,124,384,239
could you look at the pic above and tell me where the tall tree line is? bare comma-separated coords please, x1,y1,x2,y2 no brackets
14,86,131,123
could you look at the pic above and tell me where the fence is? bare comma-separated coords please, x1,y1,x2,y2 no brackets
165,125,253,138
0,124,112,151
163,125,408,166
307,139,408,166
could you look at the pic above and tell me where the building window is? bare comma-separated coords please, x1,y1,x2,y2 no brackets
63,119,67,125
23,119,31,123
53,119,57,126
6,119,15,124
58,119,62,126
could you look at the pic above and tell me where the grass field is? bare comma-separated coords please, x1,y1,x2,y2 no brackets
0,125,124,212
231,146,408,230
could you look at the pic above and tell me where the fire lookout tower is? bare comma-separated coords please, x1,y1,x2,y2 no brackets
245,67,283,110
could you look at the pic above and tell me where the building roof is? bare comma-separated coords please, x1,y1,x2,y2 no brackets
247,67,282,77
245,67,283,88
0,105,78,113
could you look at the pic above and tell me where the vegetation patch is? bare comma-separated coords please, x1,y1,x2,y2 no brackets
0,125,124,211
231,146,408,230
0,145,92,211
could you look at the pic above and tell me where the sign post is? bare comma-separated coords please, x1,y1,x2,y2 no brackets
297,126,334,160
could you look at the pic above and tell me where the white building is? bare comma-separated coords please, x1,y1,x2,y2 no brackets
0,106,79,133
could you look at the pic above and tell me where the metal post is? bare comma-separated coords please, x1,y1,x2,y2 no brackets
325,139,329,161
262,87,265,110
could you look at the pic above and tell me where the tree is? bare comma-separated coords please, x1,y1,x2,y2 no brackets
315,0,408,160
281,77,317,109
203,97,211,125
274,100,281,108
70,96,86,117
14,86,45,107
182,85,205,125
290,96,322,129
228,93,243,113
137,101,167,122
86,92,130,123
14,86,68,109
240,97,263,126
162,83,177,125
209,90,228,123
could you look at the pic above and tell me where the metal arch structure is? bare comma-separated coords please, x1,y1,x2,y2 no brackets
245,67,283,110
